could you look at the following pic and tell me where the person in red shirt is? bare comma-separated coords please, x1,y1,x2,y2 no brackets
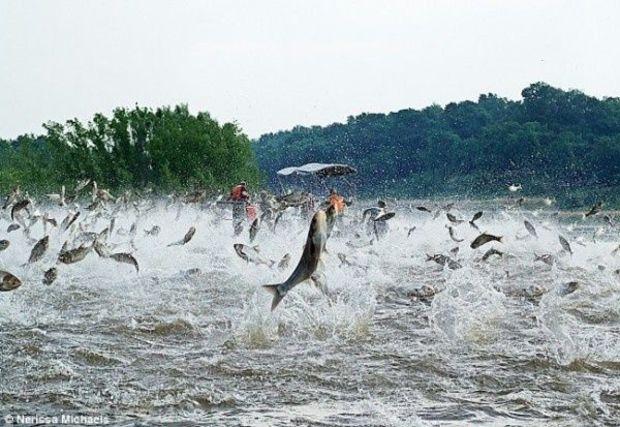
229,181,249,235
229,181,249,202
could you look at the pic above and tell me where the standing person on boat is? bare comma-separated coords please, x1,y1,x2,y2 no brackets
229,181,249,235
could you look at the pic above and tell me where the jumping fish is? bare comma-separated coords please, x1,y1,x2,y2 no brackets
471,233,502,249
168,226,196,247
263,210,328,311
0,270,22,292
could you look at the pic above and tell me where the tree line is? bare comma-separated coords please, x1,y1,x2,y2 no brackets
2,83,620,207
0,105,260,195
254,82,620,207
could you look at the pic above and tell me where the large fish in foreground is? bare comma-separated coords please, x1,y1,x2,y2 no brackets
263,209,328,311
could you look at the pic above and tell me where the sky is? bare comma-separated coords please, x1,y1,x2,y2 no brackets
1,0,619,139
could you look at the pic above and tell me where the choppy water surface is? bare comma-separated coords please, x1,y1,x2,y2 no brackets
1,199,619,426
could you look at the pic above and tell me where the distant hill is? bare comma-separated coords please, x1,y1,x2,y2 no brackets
254,82,620,207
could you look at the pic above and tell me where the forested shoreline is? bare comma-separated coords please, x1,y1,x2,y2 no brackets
255,82,620,207
0,105,260,195
2,82,620,207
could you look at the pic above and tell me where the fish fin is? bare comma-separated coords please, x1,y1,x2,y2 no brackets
263,284,284,311
310,274,328,295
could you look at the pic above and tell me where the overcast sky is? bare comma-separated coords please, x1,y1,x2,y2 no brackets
1,0,619,139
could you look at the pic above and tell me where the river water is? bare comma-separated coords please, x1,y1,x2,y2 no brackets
1,200,619,426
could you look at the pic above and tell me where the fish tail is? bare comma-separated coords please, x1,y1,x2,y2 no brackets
263,284,285,311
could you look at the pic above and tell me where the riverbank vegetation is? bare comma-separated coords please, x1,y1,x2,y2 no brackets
255,82,620,207
0,105,260,195
2,83,620,207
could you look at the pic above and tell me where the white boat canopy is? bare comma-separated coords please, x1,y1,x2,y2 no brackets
276,163,357,177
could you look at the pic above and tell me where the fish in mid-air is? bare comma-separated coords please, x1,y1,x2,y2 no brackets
469,211,483,230
558,281,579,296
109,253,139,272
27,235,49,264
524,220,538,238
58,244,93,265
61,211,80,232
2,186,20,210
168,226,196,247
584,201,602,218
7,223,20,233
144,225,161,236
249,218,260,242
234,244,275,268
559,235,573,255
426,253,462,270
263,209,328,311
43,267,58,285
447,226,464,242
446,213,464,225
534,253,555,266
481,248,503,261
0,270,22,292
470,233,502,249
11,199,30,220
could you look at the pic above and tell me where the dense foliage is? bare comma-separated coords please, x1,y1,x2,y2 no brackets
255,83,620,207
0,105,260,194
2,83,620,207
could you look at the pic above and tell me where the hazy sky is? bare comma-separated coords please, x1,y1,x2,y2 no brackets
1,0,619,139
